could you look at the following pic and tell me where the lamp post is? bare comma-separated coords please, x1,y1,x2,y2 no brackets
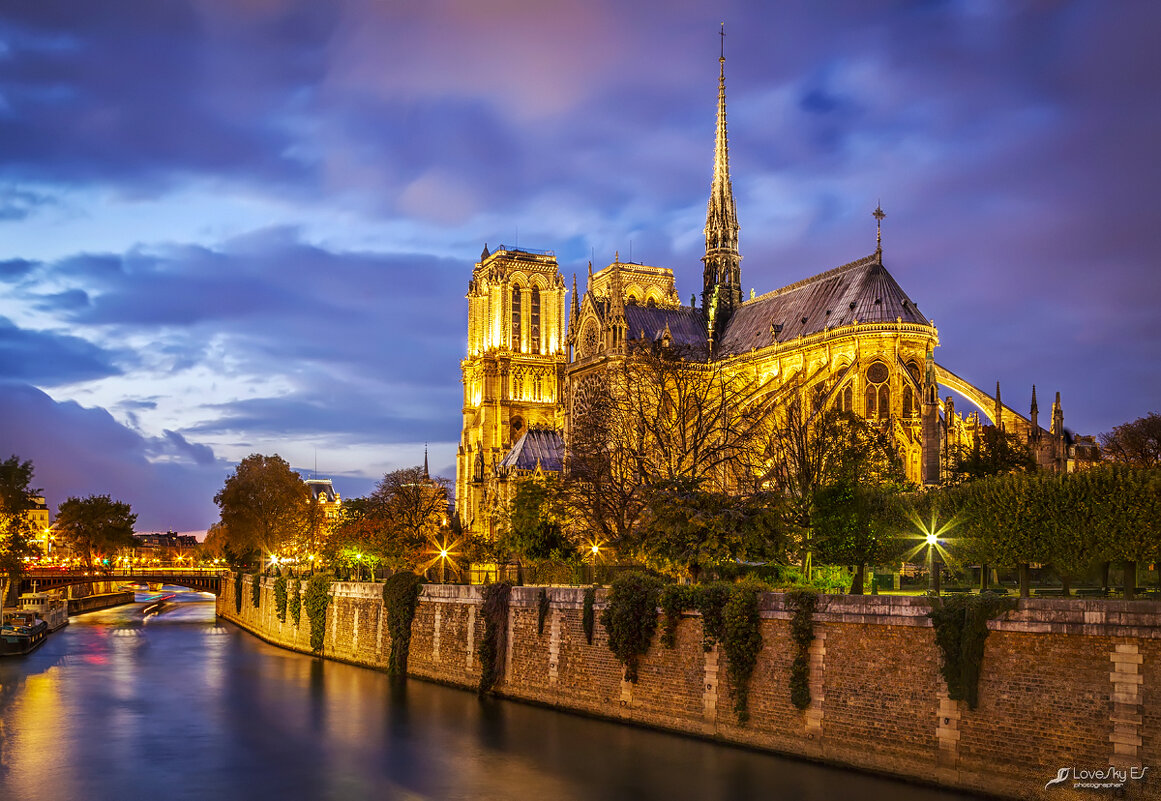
926,532,941,596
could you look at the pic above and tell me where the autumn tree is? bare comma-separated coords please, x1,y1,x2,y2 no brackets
213,454,312,564
1100,412,1161,468
0,456,42,605
55,494,137,569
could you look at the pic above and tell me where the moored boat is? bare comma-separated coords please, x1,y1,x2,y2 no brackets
18,590,69,632
1,609,49,656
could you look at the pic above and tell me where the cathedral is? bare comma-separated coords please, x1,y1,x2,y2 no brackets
454,46,1079,539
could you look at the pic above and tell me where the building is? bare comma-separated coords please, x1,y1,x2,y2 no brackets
306,478,343,521
455,45,1075,538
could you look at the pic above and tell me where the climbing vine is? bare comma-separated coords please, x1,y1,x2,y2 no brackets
274,574,288,622
698,583,730,652
537,588,550,636
234,571,243,614
786,589,819,711
659,585,697,648
722,582,763,723
288,578,301,625
382,572,425,675
929,592,1016,709
250,570,262,608
582,586,596,645
303,574,333,654
478,583,511,695
600,572,663,684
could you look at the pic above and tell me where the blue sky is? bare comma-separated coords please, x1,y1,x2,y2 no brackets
2,0,1159,533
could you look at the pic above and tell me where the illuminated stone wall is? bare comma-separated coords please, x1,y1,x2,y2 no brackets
220,578,1159,800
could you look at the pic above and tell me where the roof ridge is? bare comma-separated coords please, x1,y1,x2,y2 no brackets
743,253,879,306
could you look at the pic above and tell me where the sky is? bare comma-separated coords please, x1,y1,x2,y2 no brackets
1,0,1159,534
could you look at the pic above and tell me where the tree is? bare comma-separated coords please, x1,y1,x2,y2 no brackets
1081,466,1161,599
1101,412,1161,468
812,479,907,594
55,495,137,569
503,474,573,563
762,394,907,576
633,477,784,582
0,456,42,606
946,425,1035,483
330,467,450,575
214,454,311,564
564,342,774,551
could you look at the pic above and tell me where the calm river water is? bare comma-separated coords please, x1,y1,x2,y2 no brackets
0,598,982,801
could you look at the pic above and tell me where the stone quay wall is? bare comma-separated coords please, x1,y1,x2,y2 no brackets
219,577,1160,800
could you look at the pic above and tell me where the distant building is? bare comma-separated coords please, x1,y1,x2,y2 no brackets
135,531,198,549
306,479,342,520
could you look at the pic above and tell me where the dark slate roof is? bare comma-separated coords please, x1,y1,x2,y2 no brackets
625,304,708,349
499,428,564,472
717,254,931,356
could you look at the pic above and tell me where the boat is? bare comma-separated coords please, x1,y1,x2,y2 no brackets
1,609,49,656
17,590,69,632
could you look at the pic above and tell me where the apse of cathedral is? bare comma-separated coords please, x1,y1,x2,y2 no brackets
454,43,1081,538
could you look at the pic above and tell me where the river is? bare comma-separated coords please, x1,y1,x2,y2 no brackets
0,597,982,801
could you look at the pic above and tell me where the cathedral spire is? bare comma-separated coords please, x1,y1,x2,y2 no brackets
423,443,430,479
569,272,579,335
702,23,742,321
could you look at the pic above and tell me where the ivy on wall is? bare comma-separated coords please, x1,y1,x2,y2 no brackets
659,585,697,648
383,572,424,675
234,571,243,614
722,583,763,723
600,572,662,684
288,578,301,625
537,588,550,636
274,575,288,622
659,582,765,722
478,583,511,695
582,586,596,645
786,589,819,711
304,574,332,654
250,570,262,609
929,592,1016,709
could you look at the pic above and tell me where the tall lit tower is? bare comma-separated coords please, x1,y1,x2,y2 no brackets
702,24,742,329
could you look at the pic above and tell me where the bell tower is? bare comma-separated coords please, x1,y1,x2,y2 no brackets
456,245,567,537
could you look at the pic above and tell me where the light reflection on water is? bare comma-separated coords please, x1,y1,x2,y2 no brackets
0,599,982,801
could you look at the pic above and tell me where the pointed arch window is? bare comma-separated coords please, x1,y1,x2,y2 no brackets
902,385,914,418
511,286,522,351
530,287,541,354
878,385,890,420
865,384,877,418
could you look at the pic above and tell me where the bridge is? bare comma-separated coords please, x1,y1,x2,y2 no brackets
19,568,228,595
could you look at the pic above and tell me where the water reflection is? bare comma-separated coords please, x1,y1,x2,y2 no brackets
0,599,981,801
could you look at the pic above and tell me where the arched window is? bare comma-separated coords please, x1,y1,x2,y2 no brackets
530,287,541,354
865,384,877,418
902,385,914,418
533,371,543,401
843,385,853,413
878,385,890,420
511,286,522,351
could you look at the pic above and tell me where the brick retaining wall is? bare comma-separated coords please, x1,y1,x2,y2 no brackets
219,578,1159,800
